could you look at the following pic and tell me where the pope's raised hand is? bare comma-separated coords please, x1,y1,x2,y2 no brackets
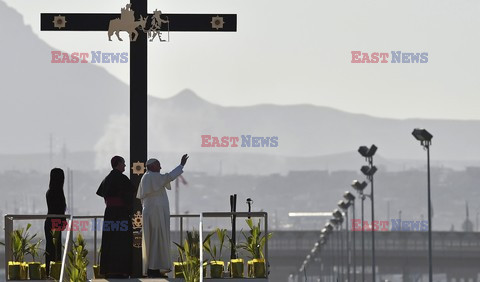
181,154,189,166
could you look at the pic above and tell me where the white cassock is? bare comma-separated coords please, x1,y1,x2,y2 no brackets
136,165,183,274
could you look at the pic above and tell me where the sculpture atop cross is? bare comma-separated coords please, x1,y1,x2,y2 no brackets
41,0,236,277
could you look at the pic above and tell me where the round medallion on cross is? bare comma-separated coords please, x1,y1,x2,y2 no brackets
211,16,225,30
131,161,146,175
53,15,67,29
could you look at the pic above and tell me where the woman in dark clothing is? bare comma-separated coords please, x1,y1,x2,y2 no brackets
44,168,67,277
96,156,134,278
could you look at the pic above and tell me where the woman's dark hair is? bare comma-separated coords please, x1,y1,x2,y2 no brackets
49,168,65,191
47,168,66,214
111,155,125,169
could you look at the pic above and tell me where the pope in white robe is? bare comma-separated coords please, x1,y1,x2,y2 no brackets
136,154,189,277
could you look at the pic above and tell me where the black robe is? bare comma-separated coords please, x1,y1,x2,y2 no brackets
44,189,66,276
96,169,134,275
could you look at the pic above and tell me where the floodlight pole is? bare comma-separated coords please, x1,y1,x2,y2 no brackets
368,157,376,282
337,224,342,281
335,233,338,282
426,142,432,282
332,232,336,282
412,128,433,281
340,222,345,281
351,201,356,282
345,209,350,282
361,194,365,282
329,245,333,282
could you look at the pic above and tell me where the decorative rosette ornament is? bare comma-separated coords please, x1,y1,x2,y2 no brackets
211,15,224,30
53,15,67,29
131,161,145,175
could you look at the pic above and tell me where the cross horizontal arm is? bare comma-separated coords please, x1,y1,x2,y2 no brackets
41,13,236,31
41,14,119,31
165,14,236,32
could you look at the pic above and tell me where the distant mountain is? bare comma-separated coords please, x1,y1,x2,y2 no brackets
96,89,480,170
0,1,128,154
2,0,480,174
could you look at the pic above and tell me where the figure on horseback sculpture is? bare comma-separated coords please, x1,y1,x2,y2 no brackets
121,4,135,23
108,4,148,42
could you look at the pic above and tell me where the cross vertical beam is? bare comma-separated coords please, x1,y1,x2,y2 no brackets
129,1,147,277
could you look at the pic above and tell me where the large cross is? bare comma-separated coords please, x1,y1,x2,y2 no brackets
41,0,236,277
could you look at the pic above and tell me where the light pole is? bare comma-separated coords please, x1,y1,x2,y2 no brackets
358,144,378,282
318,235,327,281
333,209,344,281
344,192,356,282
412,128,433,282
339,200,352,282
310,242,319,279
325,223,334,281
352,180,368,282
320,229,327,279
329,219,340,281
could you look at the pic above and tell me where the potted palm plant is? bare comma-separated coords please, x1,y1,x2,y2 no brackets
228,235,243,279
228,258,244,278
67,233,89,282
49,230,63,280
238,218,272,278
225,229,244,278
203,228,227,278
26,238,43,280
8,224,36,280
174,230,208,281
175,239,200,281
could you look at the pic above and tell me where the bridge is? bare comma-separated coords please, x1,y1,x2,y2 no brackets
269,230,480,282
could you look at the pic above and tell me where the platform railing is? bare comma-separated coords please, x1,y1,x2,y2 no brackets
4,212,269,280
4,214,71,281
4,214,198,280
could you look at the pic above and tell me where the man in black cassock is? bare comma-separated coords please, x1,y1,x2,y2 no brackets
96,156,135,278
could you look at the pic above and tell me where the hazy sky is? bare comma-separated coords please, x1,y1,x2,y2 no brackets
5,0,480,120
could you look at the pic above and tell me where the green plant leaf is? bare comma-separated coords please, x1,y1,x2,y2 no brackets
66,233,89,281
237,219,273,259
215,228,227,259
174,242,185,252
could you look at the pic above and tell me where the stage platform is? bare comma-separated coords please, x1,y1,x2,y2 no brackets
91,279,268,282
12,279,268,282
